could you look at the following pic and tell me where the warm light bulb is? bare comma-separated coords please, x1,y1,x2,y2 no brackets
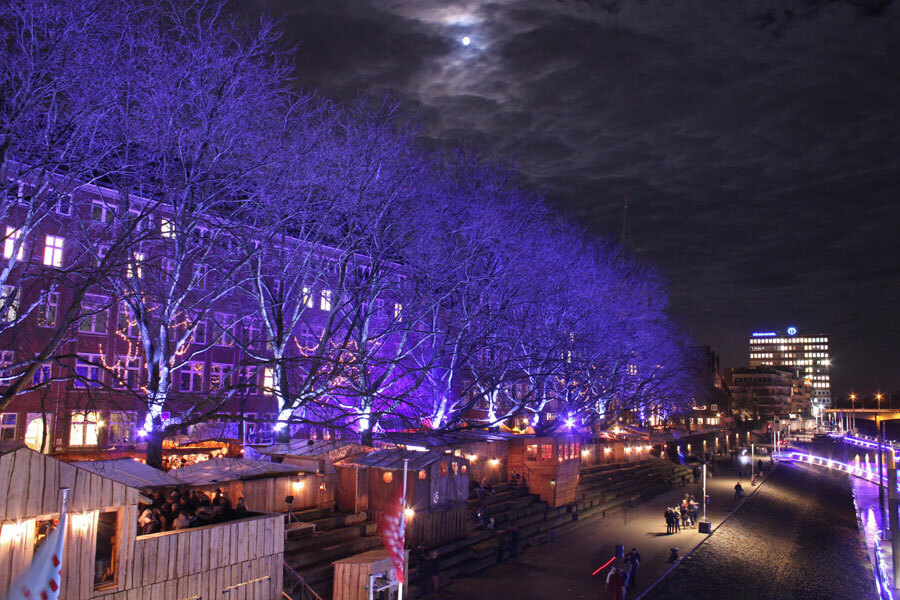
461,36,471,46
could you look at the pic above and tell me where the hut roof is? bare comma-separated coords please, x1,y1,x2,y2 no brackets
70,458,185,489
0,440,27,455
378,430,515,450
168,458,308,485
255,439,370,458
335,449,466,471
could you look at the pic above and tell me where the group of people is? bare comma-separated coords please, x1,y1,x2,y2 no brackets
137,487,249,535
605,548,641,600
664,493,700,533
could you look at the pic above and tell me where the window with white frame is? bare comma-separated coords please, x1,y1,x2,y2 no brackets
91,201,115,223
4,226,23,260
210,363,229,390
213,313,234,346
32,362,51,386
160,217,174,238
262,368,274,396
69,411,101,446
74,354,104,388
244,318,262,349
301,286,314,308
108,412,136,445
194,264,208,289
1,285,19,323
78,294,109,334
51,192,72,216
320,289,332,311
126,252,145,279
189,317,207,345
116,303,139,337
162,258,175,275
43,235,64,267
180,362,204,392
112,357,141,389
0,413,16,440
37,291,59,328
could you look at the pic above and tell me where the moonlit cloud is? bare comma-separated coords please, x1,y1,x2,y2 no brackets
262,0,900,395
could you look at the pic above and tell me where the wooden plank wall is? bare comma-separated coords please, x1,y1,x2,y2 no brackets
459,441,508,486
332,550,407,600
336,467,368,514
93,514,285,600
192,473,332,514
0,447,137,522
405,503,467,548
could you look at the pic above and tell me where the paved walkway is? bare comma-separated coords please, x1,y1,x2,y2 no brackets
431,458,760,599
643,463,876,600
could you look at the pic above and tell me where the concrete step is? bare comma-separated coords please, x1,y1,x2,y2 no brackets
286,534,383,570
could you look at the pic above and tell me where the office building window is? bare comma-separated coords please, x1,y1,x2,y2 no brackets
320,289,331,311
79,294,109,334
0,413,16,440
1,285,18,323
43,235,64,267
4,226,23,260
69,411,101,446
74,354,104,388
180,362,204,392
37,291,59,328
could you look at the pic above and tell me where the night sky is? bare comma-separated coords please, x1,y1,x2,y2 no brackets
260,0,900,399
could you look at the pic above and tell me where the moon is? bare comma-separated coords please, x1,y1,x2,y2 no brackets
461,36,471,46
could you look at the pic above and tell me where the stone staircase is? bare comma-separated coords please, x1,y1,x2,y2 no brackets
283,506,382,599
407,458,694,597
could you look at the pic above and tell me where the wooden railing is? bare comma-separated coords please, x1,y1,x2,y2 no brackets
283,560,324,600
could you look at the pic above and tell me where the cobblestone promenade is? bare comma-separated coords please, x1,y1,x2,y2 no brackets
643,464,877,600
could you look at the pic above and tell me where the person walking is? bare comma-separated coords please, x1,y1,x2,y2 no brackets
734,481,744,503
625,548,641,590
606,566,626,600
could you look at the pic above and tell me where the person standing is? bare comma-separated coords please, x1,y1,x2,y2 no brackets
427,551,440,593
606,566,626,600
625,548,641,590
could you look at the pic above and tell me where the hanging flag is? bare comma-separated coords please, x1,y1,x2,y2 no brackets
7,509,68,600
379,490,406,584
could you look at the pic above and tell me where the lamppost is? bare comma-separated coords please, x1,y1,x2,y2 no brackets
877,393,884,411
850,394,857,431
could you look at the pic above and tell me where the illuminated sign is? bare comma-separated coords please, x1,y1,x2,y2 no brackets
786,326,797,335
751,332,777,337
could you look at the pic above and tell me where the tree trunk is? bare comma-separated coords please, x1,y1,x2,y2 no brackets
145,430,164,469
360,428,373,446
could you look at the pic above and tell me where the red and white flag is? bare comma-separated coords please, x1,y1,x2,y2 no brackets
7,510,67,600
379,491,406,584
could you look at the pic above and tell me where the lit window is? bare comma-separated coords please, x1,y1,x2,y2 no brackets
189,317,207,345
320,289,332,311
210,363,229,390
0,350,15,383
108,412,136,445
301,286,314,308
160,217,174,238
69,411,101,446
263,368,274,396
37,291,59,328
4,226,23,260
1,285,19,323
126,252,145,278
394,302,402,321
43,235,64,267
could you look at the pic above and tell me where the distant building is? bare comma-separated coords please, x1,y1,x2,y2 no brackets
688,345,731,430
725,366,812,419
748,327,831,416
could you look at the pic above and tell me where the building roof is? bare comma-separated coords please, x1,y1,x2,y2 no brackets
0,440,27,455
335,448,467,471
167,457,308,485
254,439,370,458
70,458,186,489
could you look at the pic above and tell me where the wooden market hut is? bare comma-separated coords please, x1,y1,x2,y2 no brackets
507,435,582,507
379,430,513,487
0,441,284,600
334,449,470,547
169,457,331,513
332,548,408,600
254,439,371,502
71,458,186,491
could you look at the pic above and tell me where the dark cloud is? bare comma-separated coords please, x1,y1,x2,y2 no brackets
261,0,900,396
